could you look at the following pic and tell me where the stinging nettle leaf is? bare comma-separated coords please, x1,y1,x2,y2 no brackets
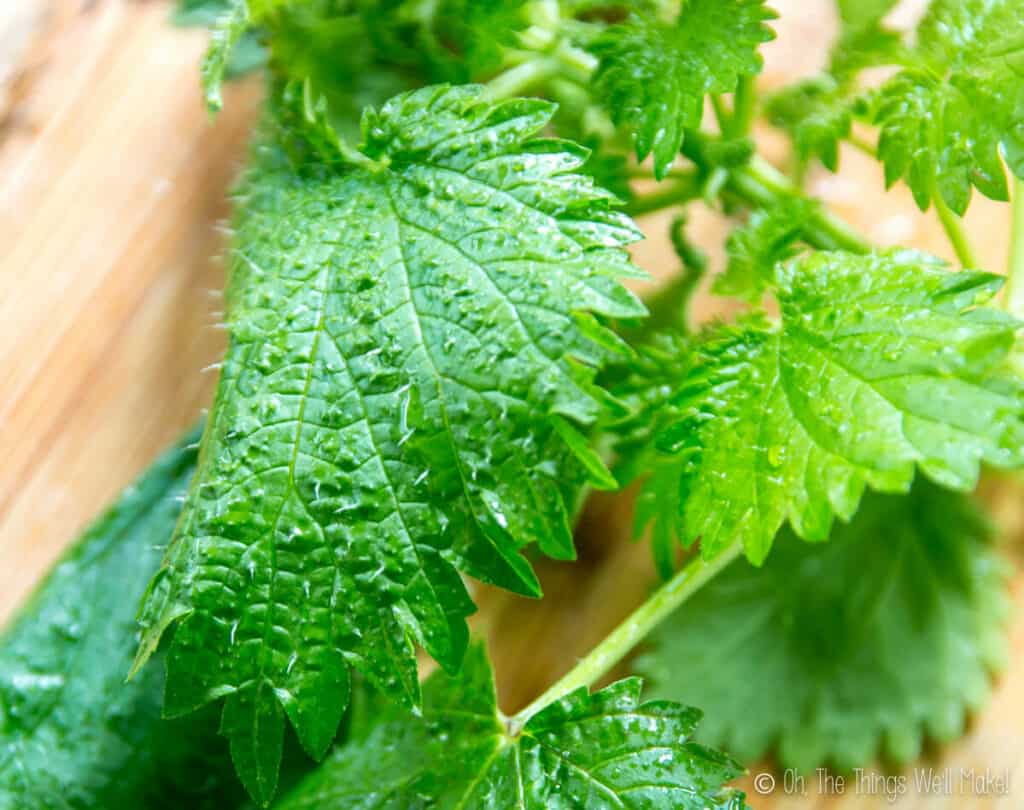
273,643,750,809
869,0,1024,213
133,84,646,804
589,0,776,178
646,249,1024,564
200,0,254,112
636,482,1012,772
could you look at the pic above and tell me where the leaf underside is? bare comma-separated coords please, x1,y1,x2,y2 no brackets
134,84,645,803
646,249,1024,564
636,482,1012,772
274,644,749,809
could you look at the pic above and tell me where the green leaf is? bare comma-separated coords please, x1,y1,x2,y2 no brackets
590,1,775,178
647,249,1024,564
870,0,1024,213
0,429,249,809
635,482,1012,772
200,0,254,112
176,0,267,81
764,77,853,172
274,644,750,809
714,197,812,301
550,416,618,491
134,84,645,803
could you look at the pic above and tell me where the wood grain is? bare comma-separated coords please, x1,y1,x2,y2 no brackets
0,0,261,617
1,1,1021,807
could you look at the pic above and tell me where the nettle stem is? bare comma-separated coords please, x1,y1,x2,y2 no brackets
731,155,872,253
627,173,702,216
730,77,756,138
508,540,744,731
486,56,560,100
935,204,979,268
1005,177,1024,318
932,187,979,268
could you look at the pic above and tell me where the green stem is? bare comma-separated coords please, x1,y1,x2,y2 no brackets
1006,177,1024,318
847,132,875,157
626,174,702,217
730,155,872,253
510,541,744,729
932,191,978,268
485,57,559,100
731,77,756,138
711,94,731,134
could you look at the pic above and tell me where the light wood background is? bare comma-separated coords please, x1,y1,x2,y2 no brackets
1,2,1022,807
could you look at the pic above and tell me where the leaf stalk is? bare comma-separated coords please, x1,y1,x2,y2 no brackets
730,155,872,253
626,174,702,217
931,186,979,268
485,56,560,100
1005,177,1024,318
508,540,744,731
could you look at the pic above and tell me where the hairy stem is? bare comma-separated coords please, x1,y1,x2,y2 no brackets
730,77,756,138
509,540,744,729
932,190,979,268
485,56,559,100
847,132,876,157
1005,177,1024,318
626,173,702,217
711,94,731,133
730,155,872,253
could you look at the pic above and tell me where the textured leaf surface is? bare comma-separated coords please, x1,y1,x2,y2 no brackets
274,644,749,809
0,431,247,809
648,250,1024,563
135,84,644,803
870,0,1024,213
636,482,1012,772
590,1,775,178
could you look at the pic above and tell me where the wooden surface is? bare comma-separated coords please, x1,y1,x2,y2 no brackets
2,2,1022,807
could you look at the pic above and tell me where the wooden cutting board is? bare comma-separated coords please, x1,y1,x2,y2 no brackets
1,2,1021,807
